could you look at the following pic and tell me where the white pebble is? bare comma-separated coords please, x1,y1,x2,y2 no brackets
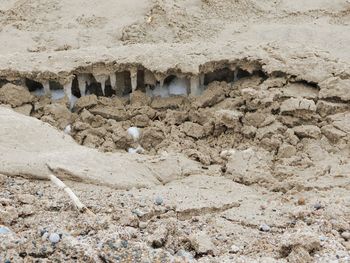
229,245,240,253
259,224,271,232
49,233,60,243
127,127,140,141
0,226,11,234
64,124,71,134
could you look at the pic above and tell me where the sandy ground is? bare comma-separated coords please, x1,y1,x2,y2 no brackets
0,0,350,262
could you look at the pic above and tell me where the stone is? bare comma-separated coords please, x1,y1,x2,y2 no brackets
148,226,168,248
17,194,35,204
89,105,129,121
0,206,18,225
293,125,321,139
189,231,216,255
319,77,350,101
226,147,274,185
278,144,297,158
214,109,242,129
241,125,257,138
280,227,321,261
321,125,346,142
280,98,316,113
140,127,165,150
13,104,33,116
180,122,205,139
256,121,286,140
193,81,227,108
316,100,349,117
130,90,151,106
176,249,194,261
0,226,11,234
164,110,188,125
74,94,97,111
341,231,350,241
139,222,147,229
43,103,73,129
259,224,271,232
154,196,164,206
49,233,60,243
327,112,350,133
0,83,34,107
229,245,240,254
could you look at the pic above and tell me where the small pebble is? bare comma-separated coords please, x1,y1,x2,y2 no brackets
259,224,271,232
229,245,240,254
341,231,350,241
139,222,148,229
313,203,322,210
177,249,194,260
320,236,327,242
155,196,163,206
49,233,60,243
0,226,11,234
298,197,305,205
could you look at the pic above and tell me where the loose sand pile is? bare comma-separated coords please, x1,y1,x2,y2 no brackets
0,0,350,262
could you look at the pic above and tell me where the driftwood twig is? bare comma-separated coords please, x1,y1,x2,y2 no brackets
48,173,95,216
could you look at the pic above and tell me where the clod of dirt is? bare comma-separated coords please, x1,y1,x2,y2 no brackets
0,83,34,107
189,231,216,255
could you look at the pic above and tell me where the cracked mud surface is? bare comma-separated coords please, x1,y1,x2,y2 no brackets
1,0,350,262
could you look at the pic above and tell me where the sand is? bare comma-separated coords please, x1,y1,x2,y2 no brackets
0,0,350,262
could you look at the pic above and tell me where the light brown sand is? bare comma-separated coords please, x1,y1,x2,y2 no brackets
0,0,350,262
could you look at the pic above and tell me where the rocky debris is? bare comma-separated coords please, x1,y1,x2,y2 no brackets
130,90,151,107
154,196,163,206
41,103,73,129
140,127,165,150
165,110,188,125
255,121,286,140
259,224,271,232
327,112,350,133
316,100,349,117
89,105,129,121
280,98,316,114
280,226,321,263
189,231,216,255
48,233,60,243
180,122,206,139
0,83,34,107
13,104,33,116
277,143,297,158
148,225,168,248
319,77,350,101
229,245,240,254
0,226,11,234
293,125,321,139
321,125,346,142
193,81,227,108
0,206,18,225
214,109,242,130
244,111,275,128
341,232,350,241
225,147,274,185
74,94,98,112
17,194,35,204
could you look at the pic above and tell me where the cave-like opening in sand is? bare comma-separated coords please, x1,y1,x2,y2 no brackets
25,78,43,92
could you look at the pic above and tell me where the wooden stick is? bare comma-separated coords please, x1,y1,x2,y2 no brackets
48,174,95,216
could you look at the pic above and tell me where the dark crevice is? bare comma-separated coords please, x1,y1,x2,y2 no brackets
25,78,43,92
